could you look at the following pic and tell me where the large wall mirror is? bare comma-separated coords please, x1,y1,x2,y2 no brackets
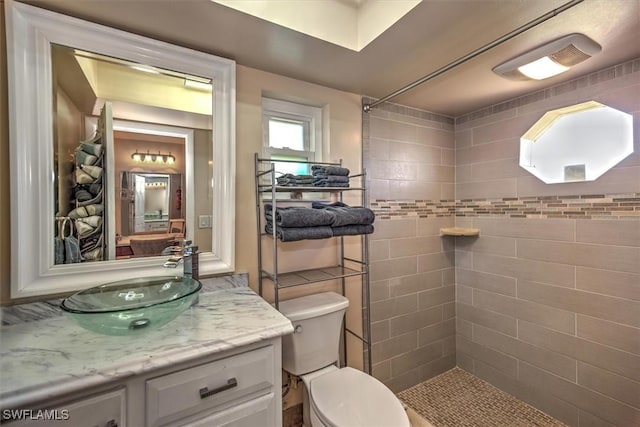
6,0,235,298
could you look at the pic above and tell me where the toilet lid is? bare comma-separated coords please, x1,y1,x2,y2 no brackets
310,367,410,427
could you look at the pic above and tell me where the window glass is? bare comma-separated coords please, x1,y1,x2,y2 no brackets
268,119,305,150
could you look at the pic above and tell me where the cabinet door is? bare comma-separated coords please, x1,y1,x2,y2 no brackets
9,389,125,427
178,393,275,427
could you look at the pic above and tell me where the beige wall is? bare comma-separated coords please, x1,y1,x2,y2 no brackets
363,101,457,392
453,58,640,427
235,64,362,295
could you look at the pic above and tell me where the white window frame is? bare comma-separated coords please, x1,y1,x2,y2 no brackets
262,98,323,166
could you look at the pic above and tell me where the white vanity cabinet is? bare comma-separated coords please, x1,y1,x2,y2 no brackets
7,339,282,427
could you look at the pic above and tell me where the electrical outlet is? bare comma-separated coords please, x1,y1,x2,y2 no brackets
198,215,211,228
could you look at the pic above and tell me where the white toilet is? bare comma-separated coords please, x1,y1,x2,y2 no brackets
278,292,410,427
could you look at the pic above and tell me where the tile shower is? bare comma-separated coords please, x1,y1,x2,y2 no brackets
363,58,640,427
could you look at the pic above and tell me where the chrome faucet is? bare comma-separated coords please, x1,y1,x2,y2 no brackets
163,240,199,280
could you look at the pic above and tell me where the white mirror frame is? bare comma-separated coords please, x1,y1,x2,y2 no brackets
6,0,236,298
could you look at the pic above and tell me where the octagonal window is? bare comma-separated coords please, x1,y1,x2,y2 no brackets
520,101,634,184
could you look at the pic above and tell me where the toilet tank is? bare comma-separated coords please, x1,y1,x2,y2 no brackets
278,292,349,376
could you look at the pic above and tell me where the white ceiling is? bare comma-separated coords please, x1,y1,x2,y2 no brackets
20,0,640,117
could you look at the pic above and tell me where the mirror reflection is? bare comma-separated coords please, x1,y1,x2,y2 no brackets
52,43,213,263
520,101,634,184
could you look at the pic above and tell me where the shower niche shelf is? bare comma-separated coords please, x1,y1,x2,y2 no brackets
440,227,480,237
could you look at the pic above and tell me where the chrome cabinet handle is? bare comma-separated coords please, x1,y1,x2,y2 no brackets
199,378,238,399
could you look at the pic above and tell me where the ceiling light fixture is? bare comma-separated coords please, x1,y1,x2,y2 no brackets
493,33,601,81
131,150,176,164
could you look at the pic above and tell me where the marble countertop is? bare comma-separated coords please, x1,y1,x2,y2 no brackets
0,283,293,410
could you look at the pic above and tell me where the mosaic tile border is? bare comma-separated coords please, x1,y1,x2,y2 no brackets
371,193,640,220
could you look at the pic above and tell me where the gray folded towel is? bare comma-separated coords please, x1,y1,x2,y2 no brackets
265,223,333,241
312,175,350,184
332,224,374,236
264,204,336,227
311,165,350,176
312,181,350,188
311,201,375,226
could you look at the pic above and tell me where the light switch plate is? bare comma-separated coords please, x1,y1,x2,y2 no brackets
198,215,211,228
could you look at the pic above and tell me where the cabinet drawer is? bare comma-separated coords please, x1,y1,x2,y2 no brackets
178,393,275,427
146,345,274,427
9,388,125,427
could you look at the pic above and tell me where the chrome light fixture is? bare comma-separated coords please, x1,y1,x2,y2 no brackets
131,150,176,164
493,33,601,81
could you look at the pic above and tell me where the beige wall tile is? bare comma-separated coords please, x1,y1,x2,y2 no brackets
389,270,443,297
417,126,455,149
390,306,443,336
456,139,519,165
577,315,640,355
473,325,576,381
390,341,443,377
471,158,530,180
387,366,422,393
456,268,516,296
369,138,390,160
370,256,417,281
371,319,390,343
455,129,472,149
515,299,576,335
474,217,575,242
519,362,640,426
369,240,390,262
457,284,473,305
420,354,456,381
369,159,417,180
369,178,390,199
442,268,455,285
370,293,418,322
418,318,456,347
455,179,518,199
441,149,455,166
372,218,416,240
577,362,640,409
371,331,417,364
457,302,517,337
370,117,417,142
456,318,473,340
578,410,616,427
370,279,390,302
456,335,518,377
576,267,640,301
518,239,640,275
472,113,538,146
389,236,443,257
417,251,455,272
416,165,455,183
473,252,575,287
518,320,640,382
454,250,473,269
456,164,472,182
388,180,442,200
457,353,475,373
454,235,516,257
372,360,391,382
388,141,443,164
417,217,455,236
418,285,455,310
443,301,455,319
518,280,640,327
473,360,581,427
576,219,640,247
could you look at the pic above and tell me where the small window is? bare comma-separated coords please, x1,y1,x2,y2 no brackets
262,98,322,176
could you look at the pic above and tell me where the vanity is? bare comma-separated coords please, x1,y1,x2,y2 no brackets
0,281,293,426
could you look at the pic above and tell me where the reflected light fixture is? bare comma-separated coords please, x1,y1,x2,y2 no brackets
184,78,213,92
493,34,601,81
131,150,176,164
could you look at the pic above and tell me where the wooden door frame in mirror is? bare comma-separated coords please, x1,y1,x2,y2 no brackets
6,0,236,298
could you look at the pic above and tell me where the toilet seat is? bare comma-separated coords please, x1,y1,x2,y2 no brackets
309,367,410,427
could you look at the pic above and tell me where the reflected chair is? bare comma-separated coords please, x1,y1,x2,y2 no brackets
168,218,186,238
129,236,173,257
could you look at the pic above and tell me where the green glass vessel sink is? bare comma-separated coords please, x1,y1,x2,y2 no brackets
61,276,201,336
